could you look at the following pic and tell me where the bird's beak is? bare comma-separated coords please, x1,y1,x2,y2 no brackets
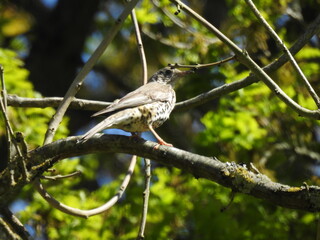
176,69,195,77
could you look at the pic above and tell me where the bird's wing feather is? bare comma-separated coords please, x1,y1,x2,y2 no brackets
92,82,174,117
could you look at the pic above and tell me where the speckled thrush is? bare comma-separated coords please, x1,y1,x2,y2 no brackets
80,67,192,146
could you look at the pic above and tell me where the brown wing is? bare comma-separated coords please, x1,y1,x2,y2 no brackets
92,82,174,117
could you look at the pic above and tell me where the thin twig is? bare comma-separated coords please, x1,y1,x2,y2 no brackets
170,0,320,119
0,66,29,181
41,171,82,181
131,9,148,84
168,55,235,69
0,217,18,240
174,13,320,113
33,155,137,218
0,208,30,240
6,94,111,111
0,98,15,142
0,65,15,185
0,65,8,109
249,163,261,175
151,0,217,46
137,158,151,240
174,2,181,15
220,191,236,212
43,0,139,145
0,65,12,157
131,9,151,239
244,0,320,108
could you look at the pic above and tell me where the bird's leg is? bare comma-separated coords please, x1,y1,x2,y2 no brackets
148,124,173,147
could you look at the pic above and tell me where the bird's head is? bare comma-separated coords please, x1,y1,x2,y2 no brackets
148,67,193,85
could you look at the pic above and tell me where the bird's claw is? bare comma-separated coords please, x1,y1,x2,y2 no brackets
153,140,173,150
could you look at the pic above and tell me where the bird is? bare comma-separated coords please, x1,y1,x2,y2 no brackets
79,67,193,146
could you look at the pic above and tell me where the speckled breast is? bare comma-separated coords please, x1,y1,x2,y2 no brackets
117,101,175,133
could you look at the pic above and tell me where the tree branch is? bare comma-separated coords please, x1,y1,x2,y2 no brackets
170,0,320,118
43,0,140,144
137,158,151,240
33,155,137,218
1,67,29,181
0,217,18,240
175,12,320,112
244,0,320,108
168,55,235,69
131,9,148,84
6,94,111,111
1,135,319,212
6,12,320,117
0,208,30,240
41,170,82,180
131,8,151,239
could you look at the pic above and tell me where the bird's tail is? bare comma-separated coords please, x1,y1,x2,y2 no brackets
79,113,130,143
79,119,113,142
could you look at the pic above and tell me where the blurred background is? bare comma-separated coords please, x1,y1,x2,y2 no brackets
1,0,320,239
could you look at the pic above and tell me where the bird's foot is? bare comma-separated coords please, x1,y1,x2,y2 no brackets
153,140,173,149
147,125,173,149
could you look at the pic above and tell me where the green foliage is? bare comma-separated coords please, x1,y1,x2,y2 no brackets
0,49,31,94
296,47,320,82
135,1,159,25
201,110,267,150
223,0,292,55
0,48,69,145
1,0,320,239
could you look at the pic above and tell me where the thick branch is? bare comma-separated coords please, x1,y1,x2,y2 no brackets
1,135,319,212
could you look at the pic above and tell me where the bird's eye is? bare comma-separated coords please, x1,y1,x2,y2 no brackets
164,69,172,76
